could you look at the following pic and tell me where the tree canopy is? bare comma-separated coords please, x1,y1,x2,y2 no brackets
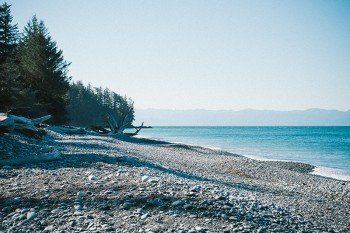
0,2,19,112
17,16,71,123
67,81,134,128
0,2,18,62
0,3,135,128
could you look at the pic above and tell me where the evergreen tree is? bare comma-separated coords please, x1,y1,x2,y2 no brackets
0,2,19,112
0,2,18,63
67,82,134,128
17,16,71,123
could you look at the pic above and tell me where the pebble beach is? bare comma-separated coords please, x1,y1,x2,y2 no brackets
0,129,349,232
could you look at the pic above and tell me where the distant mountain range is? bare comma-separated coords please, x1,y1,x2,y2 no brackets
134,108,350,126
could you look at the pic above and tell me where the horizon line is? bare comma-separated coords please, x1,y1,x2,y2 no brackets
135,108,350,112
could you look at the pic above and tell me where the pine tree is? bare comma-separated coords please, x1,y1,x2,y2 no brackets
0,2,19,112
0,2,18,63
17,16,71,123
67,82,135,128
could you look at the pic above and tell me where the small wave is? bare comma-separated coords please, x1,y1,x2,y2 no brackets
204,146,221,150
242,154,281,162
246,154,350,181
312,166,350,181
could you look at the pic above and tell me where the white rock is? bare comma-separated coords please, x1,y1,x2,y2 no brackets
190,185,201,192
26,211,37,220
12,213,20,220
44,225,54,231
76,191,86,198
172,200,185,206
104,190,113,195
141,175,150,182
195,226,203,231
148,178,159,183
140,213,149,219
102,224,113,230
88,175,97,181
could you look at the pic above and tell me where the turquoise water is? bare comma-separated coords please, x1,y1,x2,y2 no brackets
137,126,350,179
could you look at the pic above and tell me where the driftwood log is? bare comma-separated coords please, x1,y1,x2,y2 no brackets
125,122,144,136
106,111,145,136
91,112,146,137
0,149,62,166
90,126,110,134
0,114,14,133
49,126,87,135
0,113,51,138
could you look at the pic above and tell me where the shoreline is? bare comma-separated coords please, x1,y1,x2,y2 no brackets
0,130,349,232
135,134,350,182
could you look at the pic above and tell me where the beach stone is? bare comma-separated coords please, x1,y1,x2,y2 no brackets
19,214,26,220
44,225,54,231
102,224,113,231
148,178,159,183
190,185,201,192
172,200,185,207
26,211,37,220
20,208,29,214
135,208,143,214
88,175,97,181
215,195,226,200
141,213,149,219
70,221,77,227
142,175,150,182
77,191,86,198
104,190,113,195
12,213,20,220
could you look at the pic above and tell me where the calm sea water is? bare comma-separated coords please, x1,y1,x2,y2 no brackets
136,126,350,180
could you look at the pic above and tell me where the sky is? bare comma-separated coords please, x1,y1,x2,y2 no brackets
7,0,350,111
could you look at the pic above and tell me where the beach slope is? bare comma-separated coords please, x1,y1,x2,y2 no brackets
0,131,349,232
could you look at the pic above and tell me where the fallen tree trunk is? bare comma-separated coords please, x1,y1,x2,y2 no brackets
0,113,51,138
0,114,15,133
50,126,86,135
125,122,144,136
32,115,52,126
90,126,110,134
0,149,62,166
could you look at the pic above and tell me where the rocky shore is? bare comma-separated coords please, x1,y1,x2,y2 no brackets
0,129,349,232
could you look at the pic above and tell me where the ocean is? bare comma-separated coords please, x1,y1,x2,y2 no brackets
136,126,350,181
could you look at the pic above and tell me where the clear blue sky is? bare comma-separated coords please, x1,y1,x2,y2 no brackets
7,0,350,111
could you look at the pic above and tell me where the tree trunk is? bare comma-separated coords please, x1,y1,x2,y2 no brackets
0,113,51,138
0,149,62,166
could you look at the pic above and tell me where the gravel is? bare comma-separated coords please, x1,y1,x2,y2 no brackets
0,130,349,232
